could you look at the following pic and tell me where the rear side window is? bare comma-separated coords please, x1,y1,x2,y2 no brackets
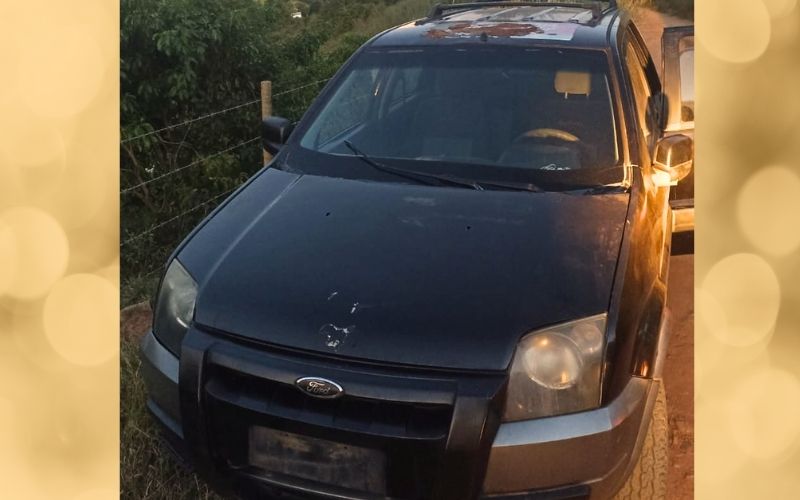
624,32,661,155
624,40,655,151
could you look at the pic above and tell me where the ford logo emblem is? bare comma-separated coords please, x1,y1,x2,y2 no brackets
295,377,344,399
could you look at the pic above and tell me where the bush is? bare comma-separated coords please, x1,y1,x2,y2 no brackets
121,0,443,306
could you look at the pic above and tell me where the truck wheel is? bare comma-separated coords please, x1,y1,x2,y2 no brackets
614,383,668,500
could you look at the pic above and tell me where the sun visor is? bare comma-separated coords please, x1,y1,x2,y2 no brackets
554,70,591,98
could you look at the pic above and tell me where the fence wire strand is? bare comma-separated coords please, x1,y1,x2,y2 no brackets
121,137,259,194
120,99,260,144
121,187,237,247
120,78,331,144
273,78,331,98
122,77,334,281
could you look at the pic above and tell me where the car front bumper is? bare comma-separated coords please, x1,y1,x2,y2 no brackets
140,328,657,500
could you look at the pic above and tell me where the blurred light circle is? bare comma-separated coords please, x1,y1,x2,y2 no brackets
745,68,800,145
696,287,728,341
737,166,800,256
696,397,747,485
0,27,20,108
762,0,798,17
17,23,105,118
729,368,800,460
0,220,18,296
694,287,727,386
61,222,118,272
9,307,74,374
769,10,800,49
0,397,14,439
698,0,771,64
697,142,741,205
701,254,780,346
0,162,25,210
43,274,117,366
74,489,119,500
0,115,65,170
0,208,69,299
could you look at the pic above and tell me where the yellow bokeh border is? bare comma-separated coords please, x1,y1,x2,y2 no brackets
695,0,800,498
2,0,800,498
0,0,119,498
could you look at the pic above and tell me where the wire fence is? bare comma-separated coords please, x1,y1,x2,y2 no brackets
272,78,331,98
121,137,260,194
120,78,330,144
121,186,237,247
120,99,261,144
121,77,332,299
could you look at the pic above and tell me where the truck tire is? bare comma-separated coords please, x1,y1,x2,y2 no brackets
614,383,668,500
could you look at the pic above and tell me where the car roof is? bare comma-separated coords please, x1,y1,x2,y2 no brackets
370,2,623,49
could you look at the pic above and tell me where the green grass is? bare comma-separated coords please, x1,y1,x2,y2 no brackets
120,335,224,499
122,272,161,309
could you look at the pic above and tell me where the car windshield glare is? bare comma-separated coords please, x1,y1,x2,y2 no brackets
297,46,619,174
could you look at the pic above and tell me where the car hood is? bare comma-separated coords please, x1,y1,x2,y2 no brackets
179,168,629,371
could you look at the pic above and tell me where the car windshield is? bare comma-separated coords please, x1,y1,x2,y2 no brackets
296,46,619,176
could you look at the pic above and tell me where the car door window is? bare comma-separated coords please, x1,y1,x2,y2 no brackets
662,28,695,130
661,25,695,209
624,38,659,155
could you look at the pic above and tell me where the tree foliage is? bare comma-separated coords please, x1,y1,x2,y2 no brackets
121,0,437,303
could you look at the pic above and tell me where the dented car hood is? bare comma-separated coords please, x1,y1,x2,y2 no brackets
178,168,629,371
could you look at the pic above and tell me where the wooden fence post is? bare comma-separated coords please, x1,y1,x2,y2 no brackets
260,80,272,165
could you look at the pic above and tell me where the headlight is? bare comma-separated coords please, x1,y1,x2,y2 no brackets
503,314,606,421
153,259,198,356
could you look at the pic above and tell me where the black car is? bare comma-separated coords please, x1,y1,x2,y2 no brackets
140,1,694,498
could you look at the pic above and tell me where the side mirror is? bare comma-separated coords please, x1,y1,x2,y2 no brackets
652,134,693,188
261,116,294,155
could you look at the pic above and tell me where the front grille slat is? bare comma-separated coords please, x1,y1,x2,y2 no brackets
209,366,453,441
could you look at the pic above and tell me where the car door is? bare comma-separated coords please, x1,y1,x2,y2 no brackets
661,26,695,234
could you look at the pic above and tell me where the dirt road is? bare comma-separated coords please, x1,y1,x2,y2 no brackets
664,254,694,500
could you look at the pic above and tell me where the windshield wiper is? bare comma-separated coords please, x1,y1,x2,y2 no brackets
344,140,484,191
450,176,542,193
562,184,628,195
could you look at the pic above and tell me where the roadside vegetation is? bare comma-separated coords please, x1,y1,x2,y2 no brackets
121,330,225,499
120,0,692,497
120,0,444,308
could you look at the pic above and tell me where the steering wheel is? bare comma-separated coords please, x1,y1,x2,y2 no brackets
511,128,581,144
499,128,586,169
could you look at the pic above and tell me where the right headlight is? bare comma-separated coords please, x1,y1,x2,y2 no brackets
503,313,607,422
153,259,198,357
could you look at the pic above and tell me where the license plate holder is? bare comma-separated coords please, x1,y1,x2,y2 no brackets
248,427,387,494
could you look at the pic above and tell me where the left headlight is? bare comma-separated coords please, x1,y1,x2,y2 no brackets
153,259,198,357
503,314,607,422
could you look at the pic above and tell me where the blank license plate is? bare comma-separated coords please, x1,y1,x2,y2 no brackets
248,427,386,494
